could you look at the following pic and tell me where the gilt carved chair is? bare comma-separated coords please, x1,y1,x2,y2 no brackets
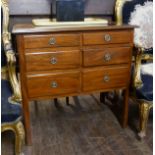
115,0,153,138
1,0,25,154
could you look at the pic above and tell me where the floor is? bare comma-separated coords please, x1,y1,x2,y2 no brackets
1,93,153,155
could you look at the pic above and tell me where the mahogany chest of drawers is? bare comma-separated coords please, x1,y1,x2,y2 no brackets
13,24,134,145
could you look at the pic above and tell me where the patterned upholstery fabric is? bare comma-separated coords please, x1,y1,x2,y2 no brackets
136,73,153,101
1,80,22,123
143,48,153,55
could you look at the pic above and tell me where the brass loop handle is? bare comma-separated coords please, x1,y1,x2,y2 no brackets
103,75,110,82
51,81,58,88
51,57,57,64
104,53,111,61
49,37,56,45
104,34,111,42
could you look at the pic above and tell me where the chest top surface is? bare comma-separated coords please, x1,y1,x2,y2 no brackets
12,23,135,34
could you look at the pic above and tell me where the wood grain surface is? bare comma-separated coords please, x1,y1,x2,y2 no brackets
83,30,133,45
23,33,81,49
27,71,81,98
12,24,135,34
25,49,81,72
82,65,129,91
83,46,132,67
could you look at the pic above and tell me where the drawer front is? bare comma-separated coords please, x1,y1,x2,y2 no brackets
27,71,80,98
83,66,129,91
24,33,81,49
25,49,81,72
83,47,131,67
83,31,132,45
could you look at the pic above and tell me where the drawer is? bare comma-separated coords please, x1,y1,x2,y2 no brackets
24,33,81,49
25,48,81,72
27,71,80,98
82,66,129,91
83,47,131,67
83,30,132,45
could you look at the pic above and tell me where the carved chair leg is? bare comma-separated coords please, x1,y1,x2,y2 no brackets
138,102,150,139
14,121,25,155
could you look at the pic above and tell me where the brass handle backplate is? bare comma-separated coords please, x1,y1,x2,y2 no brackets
51,81,58,88
104,34,111,42
49,37,56,45
51,57,57,64
104,53,111,61
103,75,110,82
